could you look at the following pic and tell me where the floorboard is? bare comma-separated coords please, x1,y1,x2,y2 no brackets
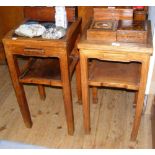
0,65,152,148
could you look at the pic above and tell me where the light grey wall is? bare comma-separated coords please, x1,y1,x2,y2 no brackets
146,6,155,94
148,6,155,35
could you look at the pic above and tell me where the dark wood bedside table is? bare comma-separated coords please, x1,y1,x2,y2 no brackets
3,17,82,135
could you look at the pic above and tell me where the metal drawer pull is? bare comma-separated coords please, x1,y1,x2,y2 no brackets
24,48,44,53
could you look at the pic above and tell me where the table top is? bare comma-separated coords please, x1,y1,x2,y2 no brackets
3,18,81,48
78,19,153,55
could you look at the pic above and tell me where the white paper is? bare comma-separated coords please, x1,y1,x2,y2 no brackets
55,6,68,29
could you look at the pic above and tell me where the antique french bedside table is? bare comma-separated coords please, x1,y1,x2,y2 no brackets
77,19,153,141
3,17,82,135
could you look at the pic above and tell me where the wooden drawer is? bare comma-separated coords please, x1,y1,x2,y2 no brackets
117,20,148,43
98,52,128,62
9,45,62,57
11,46,47,57
93,7,133,20
24,6,77,22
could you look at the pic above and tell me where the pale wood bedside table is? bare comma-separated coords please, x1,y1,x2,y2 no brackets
78,20,153,141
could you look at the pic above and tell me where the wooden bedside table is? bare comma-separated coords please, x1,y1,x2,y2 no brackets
77,20,153,141
3,17,82,135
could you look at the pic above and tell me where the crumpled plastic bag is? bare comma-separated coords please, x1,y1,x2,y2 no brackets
15,24,46,38
42,26,66,39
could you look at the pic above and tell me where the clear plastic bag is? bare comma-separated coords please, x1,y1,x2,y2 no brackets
42,26,66,39
15,24,46,38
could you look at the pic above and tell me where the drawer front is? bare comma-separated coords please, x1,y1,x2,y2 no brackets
99,52,128,62
10,46,61,57
87,51,130,62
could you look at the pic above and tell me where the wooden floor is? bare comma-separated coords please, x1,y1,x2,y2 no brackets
0,64,153,148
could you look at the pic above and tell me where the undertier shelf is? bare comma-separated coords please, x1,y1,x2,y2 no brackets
19,58,62,86
88,60,141,90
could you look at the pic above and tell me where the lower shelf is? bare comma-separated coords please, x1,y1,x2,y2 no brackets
88,60,141,90
19,58,62,86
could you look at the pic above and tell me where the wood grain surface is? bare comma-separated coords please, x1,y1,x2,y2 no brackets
0,64,152,148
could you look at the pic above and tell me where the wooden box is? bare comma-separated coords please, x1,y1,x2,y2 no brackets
133,10,147,21
93,7,133,20
117,20,148,43
24,6,77,22
133,6,148,21
87,20,118,42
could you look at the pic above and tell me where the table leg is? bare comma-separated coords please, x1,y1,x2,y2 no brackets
5,54,32,128
133,91,138,108
80,53,90,134
38,85,46,100
76,60,82,104
92,87,98,104
60,56,74,135
131,58,150,141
